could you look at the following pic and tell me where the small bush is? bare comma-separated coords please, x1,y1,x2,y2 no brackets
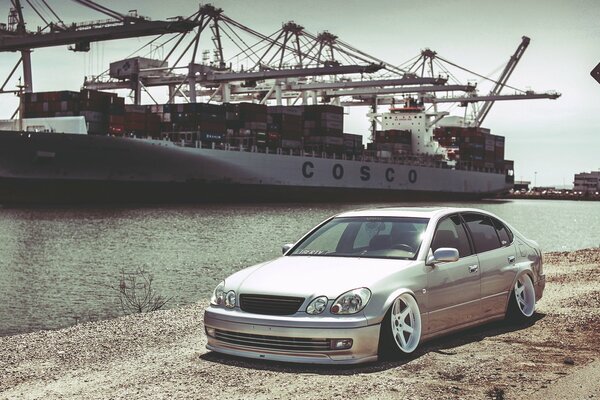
114,267,171,314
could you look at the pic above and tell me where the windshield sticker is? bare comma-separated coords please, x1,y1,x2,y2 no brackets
295,249,331,255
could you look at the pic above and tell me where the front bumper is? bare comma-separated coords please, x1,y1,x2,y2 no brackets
204,306,381,364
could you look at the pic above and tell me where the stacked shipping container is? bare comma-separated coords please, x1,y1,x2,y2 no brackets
302,105,344,153
23,89,125,135
22,91,386,157
267,106,303,149
433,126,506,169
369,129,412,156
123,105,161,138
342,133,363,156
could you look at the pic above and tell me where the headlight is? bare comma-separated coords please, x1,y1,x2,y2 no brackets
306,296,328,315
210,281,225,306
225,290,236,309
331,288,371,315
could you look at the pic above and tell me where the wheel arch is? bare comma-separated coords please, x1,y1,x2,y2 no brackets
504,266,536,315
381,288,420,318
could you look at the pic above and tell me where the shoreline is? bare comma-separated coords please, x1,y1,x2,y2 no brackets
499,194,600,201
1,248,599,399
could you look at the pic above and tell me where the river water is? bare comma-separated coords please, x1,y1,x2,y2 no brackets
0,199,598,336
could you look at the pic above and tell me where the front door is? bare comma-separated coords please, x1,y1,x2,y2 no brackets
427,214,481,335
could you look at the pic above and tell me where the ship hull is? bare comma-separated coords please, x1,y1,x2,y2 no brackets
0,131,509,204
0,177,494,204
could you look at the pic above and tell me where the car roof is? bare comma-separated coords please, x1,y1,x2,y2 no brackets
335,207,490,219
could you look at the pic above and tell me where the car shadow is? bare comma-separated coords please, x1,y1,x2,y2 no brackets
199,313,545,375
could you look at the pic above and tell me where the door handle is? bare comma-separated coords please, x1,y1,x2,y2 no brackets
508,255,516,263
468,265,479,273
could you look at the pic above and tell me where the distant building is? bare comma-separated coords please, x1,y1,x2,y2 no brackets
573,171,600,194
513,180,531,191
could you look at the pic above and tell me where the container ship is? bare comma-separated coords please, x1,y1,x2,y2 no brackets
0,89,513,204
0,4,560,204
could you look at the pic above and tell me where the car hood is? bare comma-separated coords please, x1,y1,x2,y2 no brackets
228,255,414,299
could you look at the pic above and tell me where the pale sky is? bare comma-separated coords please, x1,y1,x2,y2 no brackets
1,0,598,187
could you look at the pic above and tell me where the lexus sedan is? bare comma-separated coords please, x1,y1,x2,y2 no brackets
203,207,545,364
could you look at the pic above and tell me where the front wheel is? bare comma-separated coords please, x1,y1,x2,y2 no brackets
506,273,536,321
378,293,422,359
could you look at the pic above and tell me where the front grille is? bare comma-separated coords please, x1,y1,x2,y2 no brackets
239,294,304,315
215,329,330,352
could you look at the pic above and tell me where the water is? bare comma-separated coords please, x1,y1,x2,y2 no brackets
0,199,598,336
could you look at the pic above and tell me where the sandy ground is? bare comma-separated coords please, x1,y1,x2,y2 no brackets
1,249,599,400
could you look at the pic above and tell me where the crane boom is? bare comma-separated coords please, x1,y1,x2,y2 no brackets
472,36,530,127
0,20,197,52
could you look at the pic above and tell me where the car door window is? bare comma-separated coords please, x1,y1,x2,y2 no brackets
491,217,512,246
431,215,472,258
463,213,502,253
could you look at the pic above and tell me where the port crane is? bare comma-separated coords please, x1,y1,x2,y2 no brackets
1,1,463,111
82,5,468,106
1,1,559,129
0,0,198,94
353,36,560,126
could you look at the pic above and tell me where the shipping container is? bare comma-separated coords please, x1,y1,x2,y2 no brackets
281,139,303,149
267,105,303,116
342,133,363,149
109,57,166,80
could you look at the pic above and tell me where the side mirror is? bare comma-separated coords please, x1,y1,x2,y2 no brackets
282,243,294,254
426,247,459,266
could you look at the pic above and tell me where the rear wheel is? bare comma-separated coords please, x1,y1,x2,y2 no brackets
379,293,421,359
506,273,536,321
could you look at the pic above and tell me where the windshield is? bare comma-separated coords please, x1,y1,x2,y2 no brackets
290,217,429,260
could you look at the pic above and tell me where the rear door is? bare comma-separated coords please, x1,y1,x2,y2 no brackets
427,214,481,334
462,213,517,319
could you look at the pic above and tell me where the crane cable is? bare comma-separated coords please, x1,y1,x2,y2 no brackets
71,0,124,21
40,0,67,28
434,54,525,94
24,0,49,26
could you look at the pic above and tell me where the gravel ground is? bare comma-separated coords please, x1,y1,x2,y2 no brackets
1,249,599,400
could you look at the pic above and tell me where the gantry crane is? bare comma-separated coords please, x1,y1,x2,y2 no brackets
0,0,199,94
341,36,560,123
471,36,534,127
81,5,458,106
1,1,559,127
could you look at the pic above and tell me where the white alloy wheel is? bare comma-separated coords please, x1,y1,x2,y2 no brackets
514,274,536,317
390,294,422,353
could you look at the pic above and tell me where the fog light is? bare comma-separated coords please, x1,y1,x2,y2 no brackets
330,338,353,350
205,327,216,337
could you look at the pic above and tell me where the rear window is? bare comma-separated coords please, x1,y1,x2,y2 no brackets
462,213,502,253
491,217,513,246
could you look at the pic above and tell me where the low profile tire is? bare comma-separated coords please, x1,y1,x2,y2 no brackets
378,293,422,360
506,273,536,322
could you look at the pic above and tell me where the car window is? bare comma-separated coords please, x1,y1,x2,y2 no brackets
290,217,429,260
353,221,392,249
491,217,512,246
462,213,502,253
431,215,472,258
295,220,350,255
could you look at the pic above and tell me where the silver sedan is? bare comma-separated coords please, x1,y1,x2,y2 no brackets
204,207,545,364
